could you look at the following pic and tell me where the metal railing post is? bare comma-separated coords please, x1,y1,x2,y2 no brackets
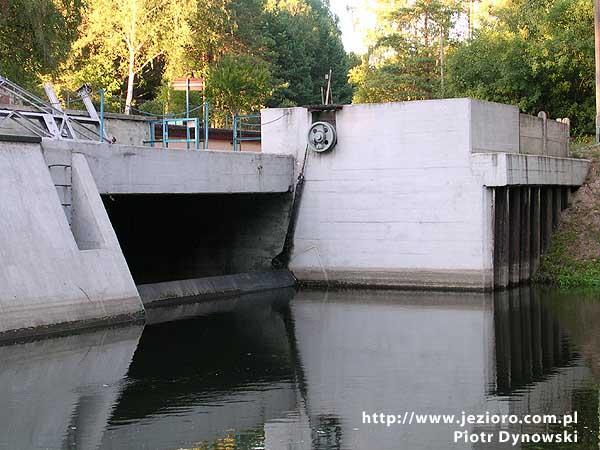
233,114,238,151
204,101,209,150
99,89,105,143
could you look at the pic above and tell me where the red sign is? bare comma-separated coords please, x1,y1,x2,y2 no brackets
171,77,205,91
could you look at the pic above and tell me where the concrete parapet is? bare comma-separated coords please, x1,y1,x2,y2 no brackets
42,140,294,194
472,153,589,187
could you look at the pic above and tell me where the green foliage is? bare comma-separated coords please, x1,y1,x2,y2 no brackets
234,0,354,106
446,0,595,134
535,229,600,288
206,54,273,121
0,0,353,116
350,0,462,103
0,0,81,90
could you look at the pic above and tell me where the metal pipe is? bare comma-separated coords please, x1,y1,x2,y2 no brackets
185,78,190,149
99,89,105,143
204,101,209,150
233,115,238,151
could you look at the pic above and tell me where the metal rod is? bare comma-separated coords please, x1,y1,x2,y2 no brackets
185,78,190,149
233,115,238,151
99,89,105,142
204,101,209,150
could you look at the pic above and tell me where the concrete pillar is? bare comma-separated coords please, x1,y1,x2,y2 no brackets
520,188,531,281
530,187,541,276
493,187,510,288
509,187,521,285
541,187,553,254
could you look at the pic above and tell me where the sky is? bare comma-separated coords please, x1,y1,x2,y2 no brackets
328,0,375,54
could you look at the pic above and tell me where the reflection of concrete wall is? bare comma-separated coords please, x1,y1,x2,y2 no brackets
292,289,496,449
291,288,592,449
102,382,296,449
0,325,142,450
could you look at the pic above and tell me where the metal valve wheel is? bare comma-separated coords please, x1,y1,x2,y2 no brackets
308,121,337,153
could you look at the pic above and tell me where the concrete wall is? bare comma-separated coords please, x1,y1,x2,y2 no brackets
42,140,294,194
262,99,588,290
263,99,493,289
0,139,143,337
466,102,569,157
519,114,570,157
103,114,150,146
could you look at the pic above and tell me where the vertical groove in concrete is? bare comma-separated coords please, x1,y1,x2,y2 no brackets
493,187,510,288
509,187,521,285
541,187,553,254
552,187,561,230
520,187,531,281
560,187,571,211
530,187,541,277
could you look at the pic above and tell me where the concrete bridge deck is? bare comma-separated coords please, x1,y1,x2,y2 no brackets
42,140,294,194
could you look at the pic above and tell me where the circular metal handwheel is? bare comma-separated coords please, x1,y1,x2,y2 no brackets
308,121,337,153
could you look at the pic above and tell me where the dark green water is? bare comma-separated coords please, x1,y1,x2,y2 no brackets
0,286,598,449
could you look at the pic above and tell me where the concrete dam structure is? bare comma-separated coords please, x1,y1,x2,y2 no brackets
0,135,295,338
0,97,590,338
262,98,589,290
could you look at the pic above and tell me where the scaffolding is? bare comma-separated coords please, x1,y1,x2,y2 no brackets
0,76,108,142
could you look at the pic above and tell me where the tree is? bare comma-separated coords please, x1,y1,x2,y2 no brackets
350,0,462,103
60,0,195,114
0,0,80,90
446,0,595,134
230,0,354,106
206,54,273,122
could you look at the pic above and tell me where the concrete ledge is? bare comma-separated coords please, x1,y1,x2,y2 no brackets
292,268,493,291
41,139,294,194
145,286,295,325
138,270,297,308
471,153,590,186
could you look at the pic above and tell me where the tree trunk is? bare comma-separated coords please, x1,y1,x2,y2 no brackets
125,47,135,115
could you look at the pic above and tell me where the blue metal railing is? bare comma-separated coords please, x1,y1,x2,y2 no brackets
148,117,200,149
232,113,261,151
146,101,210,150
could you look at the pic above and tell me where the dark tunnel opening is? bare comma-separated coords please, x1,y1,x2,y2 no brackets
102,193,292,285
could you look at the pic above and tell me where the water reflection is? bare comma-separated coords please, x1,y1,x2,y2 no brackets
0,325,142,450
0,286,598,449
